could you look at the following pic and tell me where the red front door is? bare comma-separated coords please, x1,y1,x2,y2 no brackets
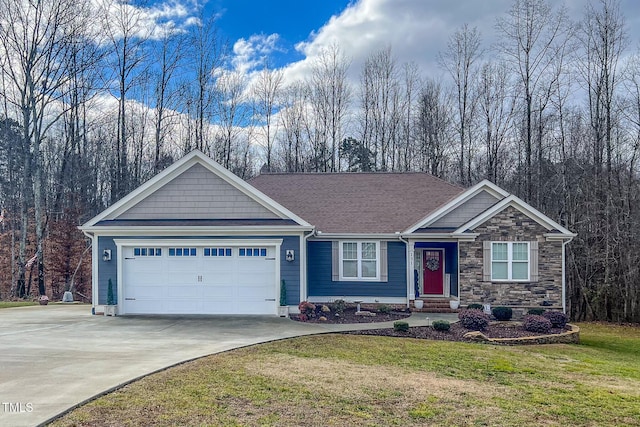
423,250,444,295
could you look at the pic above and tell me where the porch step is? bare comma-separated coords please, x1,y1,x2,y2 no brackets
411,299,459,313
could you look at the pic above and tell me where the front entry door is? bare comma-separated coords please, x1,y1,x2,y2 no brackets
423,250,444,295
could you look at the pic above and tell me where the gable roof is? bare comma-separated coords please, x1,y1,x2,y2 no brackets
249,172,464,234
80,151,312,230
455,194,576,237
404,180,508,233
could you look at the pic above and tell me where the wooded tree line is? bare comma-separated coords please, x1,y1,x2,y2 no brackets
0,0,638,322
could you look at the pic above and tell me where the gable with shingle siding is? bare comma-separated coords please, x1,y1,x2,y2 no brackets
117,163,279,220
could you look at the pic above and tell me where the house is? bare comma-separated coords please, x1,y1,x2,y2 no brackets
79,150,575,316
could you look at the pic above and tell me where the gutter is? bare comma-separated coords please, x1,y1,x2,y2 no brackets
301,228,317,302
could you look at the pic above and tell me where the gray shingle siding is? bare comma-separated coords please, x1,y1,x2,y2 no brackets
307,240,406,298
117,163,278,220
430,190,501,228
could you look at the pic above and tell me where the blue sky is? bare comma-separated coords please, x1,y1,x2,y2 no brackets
210,0,352,67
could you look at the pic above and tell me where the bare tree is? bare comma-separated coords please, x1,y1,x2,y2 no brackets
0,0,92,297
496,0,571,202
252,66,283,171
439,24,483,185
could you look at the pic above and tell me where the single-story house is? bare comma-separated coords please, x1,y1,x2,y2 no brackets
79,150,575,316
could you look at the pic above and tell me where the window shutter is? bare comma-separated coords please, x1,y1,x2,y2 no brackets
482,241,491,282
530,241,539,282
331,241,339,281
380,241,388,282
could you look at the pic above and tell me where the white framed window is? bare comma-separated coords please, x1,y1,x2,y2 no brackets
168,247,197,257
204,247,232,257
239,247,267,257
491,242,529,281
339,241,379,280
133,247,162,257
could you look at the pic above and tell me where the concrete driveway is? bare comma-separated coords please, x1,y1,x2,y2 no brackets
0,304,454,427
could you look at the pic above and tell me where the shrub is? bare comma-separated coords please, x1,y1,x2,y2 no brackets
467,303,484,310
492,306,513,321
528,308,545,316
523,315,552,334
279,279,287,306
378,304,392,314
298,301,316,317
432,320,450,331
458,309,490,331
543,311,569,329
393,321,409,332
330,299,346,315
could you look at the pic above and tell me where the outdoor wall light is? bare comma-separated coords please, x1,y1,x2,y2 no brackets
102,249,112,262
285,250,295,262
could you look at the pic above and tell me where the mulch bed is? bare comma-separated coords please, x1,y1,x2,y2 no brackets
347,322,570,342
290,307,411,324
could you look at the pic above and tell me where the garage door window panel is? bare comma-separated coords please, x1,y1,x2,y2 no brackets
169,247,197,256
204,247,232,257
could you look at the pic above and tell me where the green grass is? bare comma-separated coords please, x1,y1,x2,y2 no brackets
52,323,640,426
0,301,37,309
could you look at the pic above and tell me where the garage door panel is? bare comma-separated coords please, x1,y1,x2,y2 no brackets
121,243,278,315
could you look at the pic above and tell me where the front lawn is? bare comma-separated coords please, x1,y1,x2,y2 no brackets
53,323,640,426
0,301,37,309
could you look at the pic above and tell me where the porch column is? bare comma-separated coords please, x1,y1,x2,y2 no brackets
407,240,415,302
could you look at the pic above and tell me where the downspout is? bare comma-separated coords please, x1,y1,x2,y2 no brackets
398,233,410,309
561,236,574,315
82,231,97,314
301,228,316,303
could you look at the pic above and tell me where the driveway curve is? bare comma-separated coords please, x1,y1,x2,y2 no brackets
0,304,454,426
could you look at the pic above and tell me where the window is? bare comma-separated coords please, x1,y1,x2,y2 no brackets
491,242,529,281
204,247,232,257
133,247,161,257
168,247,197,257
340,241,379,280
239,247,267,257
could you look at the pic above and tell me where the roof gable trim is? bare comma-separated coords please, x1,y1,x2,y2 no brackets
403,179,508,233
454,194,576,236
81,151,312,229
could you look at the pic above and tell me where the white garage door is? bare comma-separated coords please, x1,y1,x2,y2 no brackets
121,244,277,315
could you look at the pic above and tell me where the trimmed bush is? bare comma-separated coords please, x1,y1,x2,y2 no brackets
378,304,392,314
492,306,513,321
528,308,545,316
458,309,490,331
523,315,552,334
543,311,569,329
467,303,484,310
298,301,316,317
432,320,450,331
330,299,346,315
393,321,409,332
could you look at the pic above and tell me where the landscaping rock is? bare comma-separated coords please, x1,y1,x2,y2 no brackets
463,331,489,341
355,311,376,317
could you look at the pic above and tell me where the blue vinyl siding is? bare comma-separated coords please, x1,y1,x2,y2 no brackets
96,235,301,306
307,241,406,298
414,241,458,296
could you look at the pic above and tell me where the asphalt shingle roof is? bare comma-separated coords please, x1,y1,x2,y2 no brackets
250,172,464,233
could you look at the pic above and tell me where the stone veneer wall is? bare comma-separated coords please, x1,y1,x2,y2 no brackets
459,206,563,316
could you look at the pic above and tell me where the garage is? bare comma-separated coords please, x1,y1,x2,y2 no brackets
118,242,279,315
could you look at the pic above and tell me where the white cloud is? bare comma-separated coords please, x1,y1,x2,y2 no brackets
231,33,281,74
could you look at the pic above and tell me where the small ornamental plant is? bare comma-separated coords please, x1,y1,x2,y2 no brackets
528,308,545,316
522,315,552,334
298,301,316,319
432,320,450,331
467,303,484,310
543,311,569,329
330,299,346,315
458,309,490,331
378,304,392,314
492,306,513,321
393,321,409,332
